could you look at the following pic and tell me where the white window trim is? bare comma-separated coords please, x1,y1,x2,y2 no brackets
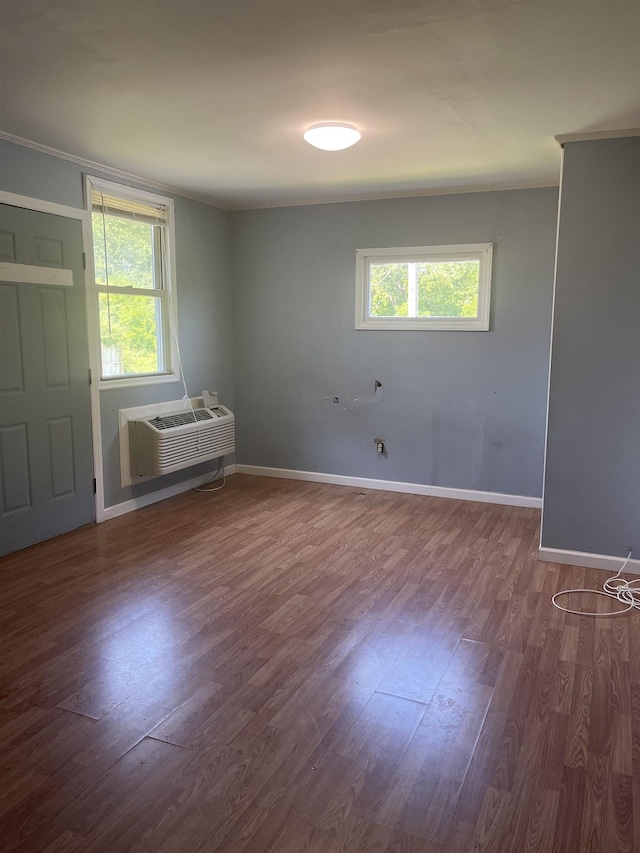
84,175,180,389
355,242,493,331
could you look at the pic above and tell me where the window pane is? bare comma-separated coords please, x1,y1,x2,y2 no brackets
99,293,163,376
92,213,155,289
369,262,409,317
416,260,480,318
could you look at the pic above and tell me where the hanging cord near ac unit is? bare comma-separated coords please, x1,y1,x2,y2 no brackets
166,293,193,417
162,255,202,437
165,287,225,490
156,217,229,491
165,300,208,457
552,549,635,616
193,456,226,492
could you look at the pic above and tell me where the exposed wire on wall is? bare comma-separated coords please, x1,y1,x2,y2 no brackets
353,379,383,403
323,379,384,407
552,550,636,616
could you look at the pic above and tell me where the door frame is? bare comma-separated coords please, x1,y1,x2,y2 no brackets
0,190,105,522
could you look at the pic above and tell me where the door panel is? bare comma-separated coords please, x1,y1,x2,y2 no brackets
0,423,31,511
0,284,23,392
40,287,71,387
0,204,94,556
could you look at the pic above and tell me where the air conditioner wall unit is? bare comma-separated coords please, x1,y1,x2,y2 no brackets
129,405,235,477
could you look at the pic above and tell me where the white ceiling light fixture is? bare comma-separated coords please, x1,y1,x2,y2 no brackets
303,122,361,151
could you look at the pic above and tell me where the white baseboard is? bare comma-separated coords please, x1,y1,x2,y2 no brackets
102,464,236,521
538,546,640,575
235,465,542,509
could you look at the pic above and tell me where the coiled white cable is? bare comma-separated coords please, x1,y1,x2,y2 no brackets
552,550,636,616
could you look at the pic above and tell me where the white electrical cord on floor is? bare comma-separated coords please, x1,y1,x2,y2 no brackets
552,549,636,616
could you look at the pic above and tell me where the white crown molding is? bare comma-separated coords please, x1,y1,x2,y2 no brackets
235,464,542,508
0,130,559,213
538,546,639,575
0,130,228,210
555,128,640,146
228,180,559,211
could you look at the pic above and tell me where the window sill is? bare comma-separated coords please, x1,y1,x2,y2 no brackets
356,318,490,331
99,372,181,391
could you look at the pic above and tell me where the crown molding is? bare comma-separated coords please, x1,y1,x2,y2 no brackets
1,129,561,213
0,131,229,210
555,127,640,146
228,179,559,211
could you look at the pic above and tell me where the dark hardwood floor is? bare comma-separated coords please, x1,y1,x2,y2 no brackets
0,474,637,852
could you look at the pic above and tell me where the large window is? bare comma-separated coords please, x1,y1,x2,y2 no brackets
87,177,178,383
355,243,493,331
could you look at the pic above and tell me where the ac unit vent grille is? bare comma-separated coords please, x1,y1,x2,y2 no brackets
151,409,213,430
130,404,235,477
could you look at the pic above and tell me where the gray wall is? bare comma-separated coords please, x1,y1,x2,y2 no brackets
0,140,234,509
5,134,635,558
230,188,558,498
542,137,640,557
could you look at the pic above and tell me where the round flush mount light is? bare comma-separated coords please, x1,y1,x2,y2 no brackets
303,122,361,151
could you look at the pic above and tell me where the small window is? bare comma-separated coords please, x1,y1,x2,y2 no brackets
87,177,178,384
355,243,493,330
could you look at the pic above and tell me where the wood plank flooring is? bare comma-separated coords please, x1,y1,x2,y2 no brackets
0,474,637,852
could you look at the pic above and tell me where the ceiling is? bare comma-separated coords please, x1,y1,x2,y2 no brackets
1,1,638,209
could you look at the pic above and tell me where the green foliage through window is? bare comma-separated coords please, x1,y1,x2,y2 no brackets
370,260,479,318
98,293,161,375
92,214,154,290
92,213,164,377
